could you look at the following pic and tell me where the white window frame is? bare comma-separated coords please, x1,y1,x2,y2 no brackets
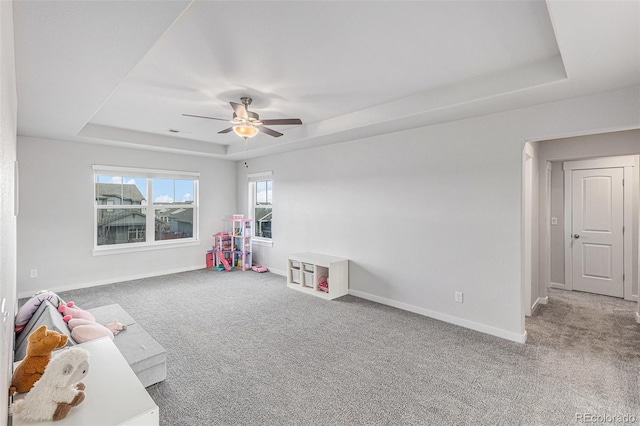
93,165,200,255
248,171,273,247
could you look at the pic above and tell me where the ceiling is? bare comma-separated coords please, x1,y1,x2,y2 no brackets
12,1,640,160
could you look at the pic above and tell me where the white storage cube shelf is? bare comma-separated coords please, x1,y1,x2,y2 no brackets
287,252,348,300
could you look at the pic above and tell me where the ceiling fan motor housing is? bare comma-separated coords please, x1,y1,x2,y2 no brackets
233,111,260,123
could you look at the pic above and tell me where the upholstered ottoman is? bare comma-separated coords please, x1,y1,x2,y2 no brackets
89,304,167,388
14,299,75,360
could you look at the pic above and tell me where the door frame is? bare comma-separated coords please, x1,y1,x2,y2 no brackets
563,155,636,299
522,143,534,317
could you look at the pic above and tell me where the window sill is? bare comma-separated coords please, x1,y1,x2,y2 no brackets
252,238,273,248
93,239,200,256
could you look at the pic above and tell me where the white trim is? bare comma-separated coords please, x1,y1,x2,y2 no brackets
563,156,635,170
563,168,573,291
524,142,534,158
348,289,527,343
17,265,204,299
93,164,200,179
268,267,286,276
544,161,552,298
550,281,567,290
623,164,634,300
522,143,533,317
636,312,640,324
532,296,548,314
252,237,273,247
93,240,200,256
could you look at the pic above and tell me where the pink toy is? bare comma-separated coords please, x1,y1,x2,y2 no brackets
216,251,231,271
65,318,126,343
318,276,329,293
252,265,268,273
58,302,95,322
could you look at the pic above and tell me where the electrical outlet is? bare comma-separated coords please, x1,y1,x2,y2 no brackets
551,217,558,225
455,291,463,303
30,269,38,278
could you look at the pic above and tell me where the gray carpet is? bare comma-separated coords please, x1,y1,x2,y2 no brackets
50,271,639,425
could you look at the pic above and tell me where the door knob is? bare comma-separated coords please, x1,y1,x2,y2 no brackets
573,234,580,239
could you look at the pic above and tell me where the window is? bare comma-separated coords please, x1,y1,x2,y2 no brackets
248,171,273,243
94,165,199,252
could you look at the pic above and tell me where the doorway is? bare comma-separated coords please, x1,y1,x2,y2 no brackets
524,130,640,342
562,156,634,299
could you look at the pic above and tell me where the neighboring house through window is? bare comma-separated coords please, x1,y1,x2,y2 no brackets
248,171,273,245
94,165,199,253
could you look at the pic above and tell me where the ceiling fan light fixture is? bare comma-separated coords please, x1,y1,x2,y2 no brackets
233,124,259,139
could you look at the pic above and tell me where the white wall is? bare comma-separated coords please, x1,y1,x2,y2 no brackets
16,136,236,297
0,0,18,422
237,86,640,342
538,129,640,299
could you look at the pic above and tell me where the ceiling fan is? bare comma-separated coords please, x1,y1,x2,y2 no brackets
183,97,302,140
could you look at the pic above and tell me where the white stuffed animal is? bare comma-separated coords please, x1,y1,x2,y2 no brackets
12,347,89,421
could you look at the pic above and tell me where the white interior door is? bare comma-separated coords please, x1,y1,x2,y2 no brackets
571,168,624,297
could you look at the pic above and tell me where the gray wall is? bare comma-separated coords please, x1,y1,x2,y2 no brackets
0,0,18,421
16,136,237,296
550,161,564,284
12,87,640,344
237,87,640,342
538,129,640,299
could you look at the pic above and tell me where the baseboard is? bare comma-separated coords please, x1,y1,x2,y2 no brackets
531,296,549,314
18,265,204,299
348,289,527,344
636,312,640,324
550,282,566,290
267,267,286,277
625,294,638,302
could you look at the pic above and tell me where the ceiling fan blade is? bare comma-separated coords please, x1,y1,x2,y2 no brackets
260,118,303,126
182,114,229,122
218,127,234,134
230,102,248,120
257,125,283,138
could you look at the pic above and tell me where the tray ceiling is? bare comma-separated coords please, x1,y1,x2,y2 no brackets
12,1,640,159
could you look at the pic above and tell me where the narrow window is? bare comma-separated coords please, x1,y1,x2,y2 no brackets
248,171,273,243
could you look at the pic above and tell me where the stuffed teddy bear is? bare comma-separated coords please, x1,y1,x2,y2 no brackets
58,301,95,322
11,347,89,422
65,317,126,343
9,325,69,395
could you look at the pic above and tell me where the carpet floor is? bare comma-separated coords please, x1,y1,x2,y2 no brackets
52,270,639,425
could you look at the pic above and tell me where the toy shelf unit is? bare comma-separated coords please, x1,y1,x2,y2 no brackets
213,217,252,271
287,252,348,300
